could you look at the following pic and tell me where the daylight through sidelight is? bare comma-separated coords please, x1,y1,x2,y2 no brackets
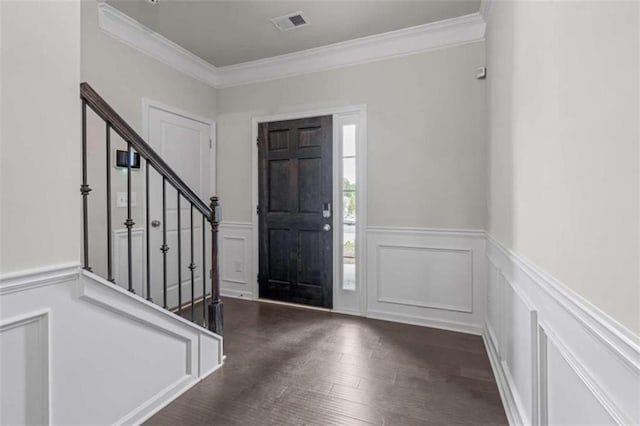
342,124,357,291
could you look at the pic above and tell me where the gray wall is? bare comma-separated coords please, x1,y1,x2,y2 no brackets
216,42,487,229
486,1,639,333
1,1,81,274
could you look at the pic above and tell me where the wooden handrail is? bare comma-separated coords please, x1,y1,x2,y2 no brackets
80,82,211,217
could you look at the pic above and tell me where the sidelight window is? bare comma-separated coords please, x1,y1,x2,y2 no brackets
342,124,357,291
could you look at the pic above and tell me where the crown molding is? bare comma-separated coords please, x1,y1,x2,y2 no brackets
215,13,486,88
97,3,486,89
97,2,220,87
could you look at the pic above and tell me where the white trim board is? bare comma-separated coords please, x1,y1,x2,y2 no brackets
141,97,216,195
0,263,80,295
0,264,223,425
485,236,640,426
97,2,486,88
0,309,51,425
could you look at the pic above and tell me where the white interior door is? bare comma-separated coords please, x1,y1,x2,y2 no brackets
147,105,213,310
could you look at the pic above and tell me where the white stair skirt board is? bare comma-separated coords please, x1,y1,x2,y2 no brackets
485,236,640,426
0,265,223,426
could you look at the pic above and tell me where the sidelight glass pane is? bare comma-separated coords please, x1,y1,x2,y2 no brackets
343,157,356,187
341,122,356,292
343,125,356,156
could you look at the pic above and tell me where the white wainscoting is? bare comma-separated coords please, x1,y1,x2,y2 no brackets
0,264,223,425
366,227,487,334
114,227,146,296
0,310,50,425
219,222,254,299
485,236,640,426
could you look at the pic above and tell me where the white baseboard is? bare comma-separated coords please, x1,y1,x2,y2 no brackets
367,308,483,335
220,288,254,299
483,330,522,425
117,361,223,425
486,236,640,425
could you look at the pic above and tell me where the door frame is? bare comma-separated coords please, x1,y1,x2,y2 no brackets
251,105,368,315
141,98,216,300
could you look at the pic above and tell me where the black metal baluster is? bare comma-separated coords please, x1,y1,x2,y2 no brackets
146,162,151,301
124,142,135,293
202,215,207,327
105,123,114,282
161,177,169,308
177,192,182,315
189,204,196,322
80,100,92,272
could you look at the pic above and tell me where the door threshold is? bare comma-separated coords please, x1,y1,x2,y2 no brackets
256,298,332,313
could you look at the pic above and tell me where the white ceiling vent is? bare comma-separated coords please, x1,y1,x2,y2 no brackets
271,12,311,32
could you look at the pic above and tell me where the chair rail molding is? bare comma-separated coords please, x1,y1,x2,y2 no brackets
97,2,487,88
0,263,80,295
485,235,640,426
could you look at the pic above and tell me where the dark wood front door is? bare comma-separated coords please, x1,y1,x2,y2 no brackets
258,116,333,308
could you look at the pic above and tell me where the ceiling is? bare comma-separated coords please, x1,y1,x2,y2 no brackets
107,1,481,67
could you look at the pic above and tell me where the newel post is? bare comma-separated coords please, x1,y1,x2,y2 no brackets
207,196,223,335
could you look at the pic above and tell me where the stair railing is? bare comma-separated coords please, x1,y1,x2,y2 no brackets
79,82,223,335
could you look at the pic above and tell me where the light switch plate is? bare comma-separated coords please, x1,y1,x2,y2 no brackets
116,192,137,208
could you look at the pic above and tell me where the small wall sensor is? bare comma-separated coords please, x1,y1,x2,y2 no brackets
476,67,487,79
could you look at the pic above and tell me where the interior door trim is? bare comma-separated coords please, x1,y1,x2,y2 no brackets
142,98,216,302
142,98,216,196
250,105,368,315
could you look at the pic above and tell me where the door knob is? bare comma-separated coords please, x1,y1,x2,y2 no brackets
151,220,161,228
323,224,331,231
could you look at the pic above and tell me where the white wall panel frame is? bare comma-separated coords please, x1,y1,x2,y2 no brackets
375,244,473,313
219,222,254,299
367,227,486,335
0,310,50,426
485,236,640,426
0,264,223,425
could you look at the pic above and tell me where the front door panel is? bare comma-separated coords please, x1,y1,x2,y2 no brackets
258,116,333,308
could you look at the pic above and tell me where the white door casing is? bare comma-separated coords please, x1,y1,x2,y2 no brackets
250,106,368,314
144,100,215,309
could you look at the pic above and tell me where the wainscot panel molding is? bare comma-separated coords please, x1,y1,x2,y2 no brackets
0,264,223,425
485,236,640,426
0,262,80,295
98,2,486,88
0,310,50,425
366,227,487,335
219,222,255,299
114,227,145,296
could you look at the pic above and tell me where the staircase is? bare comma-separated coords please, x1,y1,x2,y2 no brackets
79,82,223,335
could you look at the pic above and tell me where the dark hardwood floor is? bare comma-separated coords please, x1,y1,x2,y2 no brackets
146,298,507,426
